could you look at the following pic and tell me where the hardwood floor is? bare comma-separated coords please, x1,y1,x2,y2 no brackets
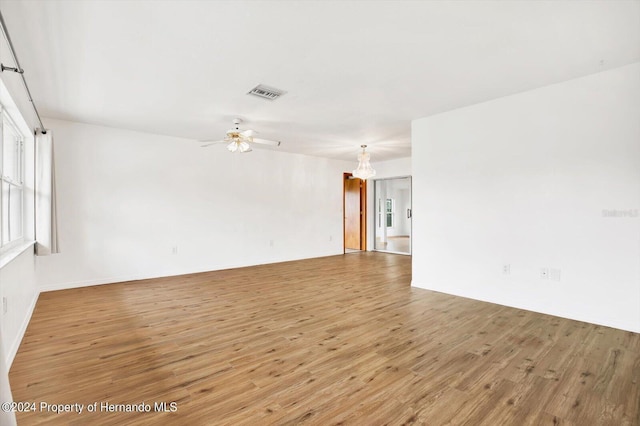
375,236,411,254
9,252,640,425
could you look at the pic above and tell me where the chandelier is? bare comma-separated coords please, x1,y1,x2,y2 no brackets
352,145,376,180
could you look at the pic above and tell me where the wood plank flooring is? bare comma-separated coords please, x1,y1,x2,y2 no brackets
375,236,411,254
9,252,640,425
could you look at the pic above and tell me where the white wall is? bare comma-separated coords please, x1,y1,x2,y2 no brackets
371,157,411,180
0,250,37,364
0,326,16,426
412,63,640,333
35,119,352,290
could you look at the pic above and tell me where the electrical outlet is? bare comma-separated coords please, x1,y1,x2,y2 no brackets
503,264,510,275
2,297,7,315
550,268,561,281
269,240,274,247
540,268,549,279
171,246,178,255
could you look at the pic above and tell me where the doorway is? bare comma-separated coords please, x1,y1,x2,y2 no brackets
374,177,412,255
343,173,366,252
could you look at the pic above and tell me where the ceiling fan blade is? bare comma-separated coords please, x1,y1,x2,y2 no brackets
252,137,281,147
240,129,257,137
200,140,225,147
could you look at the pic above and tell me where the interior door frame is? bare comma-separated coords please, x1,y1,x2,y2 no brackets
343,172,367,252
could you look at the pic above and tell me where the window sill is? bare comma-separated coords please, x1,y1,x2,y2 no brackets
0,240,35,269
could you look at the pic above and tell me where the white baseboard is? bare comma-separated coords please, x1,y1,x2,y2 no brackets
410,280,640,334
38,271,190,293
38,251,345,293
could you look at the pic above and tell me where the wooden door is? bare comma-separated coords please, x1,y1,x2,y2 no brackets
344,174,366,250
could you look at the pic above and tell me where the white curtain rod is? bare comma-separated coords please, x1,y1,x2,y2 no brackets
0,9,47,134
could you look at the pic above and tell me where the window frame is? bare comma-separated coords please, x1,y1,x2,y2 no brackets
0,106,26,253
385,198,395,228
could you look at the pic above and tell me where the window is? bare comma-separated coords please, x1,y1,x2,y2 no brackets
378,198,395,228
386,198,395,228
1,108,25,250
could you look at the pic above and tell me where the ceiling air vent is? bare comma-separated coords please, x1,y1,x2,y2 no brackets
247,84,286,101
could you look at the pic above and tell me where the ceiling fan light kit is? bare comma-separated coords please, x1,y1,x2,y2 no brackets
201,118,281,153
227,140,252,153
352,145,376,180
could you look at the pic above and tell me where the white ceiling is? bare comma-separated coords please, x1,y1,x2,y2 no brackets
1,0,638,161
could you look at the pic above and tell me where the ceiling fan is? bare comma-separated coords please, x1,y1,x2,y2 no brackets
201,118,281,153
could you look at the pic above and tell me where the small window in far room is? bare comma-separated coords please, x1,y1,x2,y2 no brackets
386,198,395,228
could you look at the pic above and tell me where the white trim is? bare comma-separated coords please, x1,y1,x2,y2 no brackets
0,240,34,269
0,78,31,137
1,97,27,251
